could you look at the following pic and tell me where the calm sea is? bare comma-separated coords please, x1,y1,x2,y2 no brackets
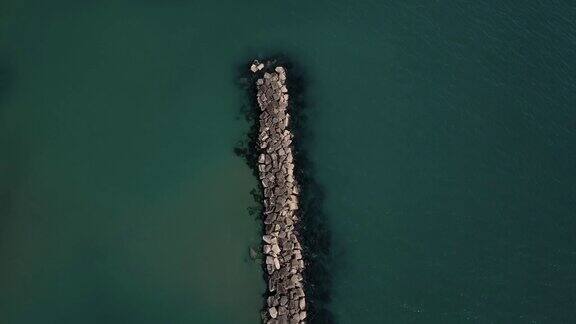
1,1,575,323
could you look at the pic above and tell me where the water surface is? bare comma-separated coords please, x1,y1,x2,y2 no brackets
1,1,575,323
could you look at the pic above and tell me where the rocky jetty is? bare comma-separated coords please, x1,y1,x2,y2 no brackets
250,60,307,324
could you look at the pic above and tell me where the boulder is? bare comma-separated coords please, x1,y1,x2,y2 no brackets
264,214,276,224
263,244,271,254
291,258,299,268
288,200,298,211
290,274,301,284
291,313,301,322
269,307,278,319
263,235,274,243
271,244,281,254
299,298,306,310
283,241,294,250
294,241,301,250
295,288,305,298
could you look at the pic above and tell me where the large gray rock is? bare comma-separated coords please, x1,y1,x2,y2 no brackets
271,244,281,254
263,235,274,243
299,298,306,310
269,307,278,319
291,313,301,322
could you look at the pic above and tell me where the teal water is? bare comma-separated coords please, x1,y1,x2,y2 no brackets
1,1,575,323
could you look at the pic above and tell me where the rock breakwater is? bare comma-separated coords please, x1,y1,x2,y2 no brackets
250,61,307,324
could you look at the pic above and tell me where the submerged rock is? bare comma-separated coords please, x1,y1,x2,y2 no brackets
249,247,259,260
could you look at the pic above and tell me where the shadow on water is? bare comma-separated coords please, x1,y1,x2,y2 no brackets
0,60,15,224
0,61,12,106
234,54,334,323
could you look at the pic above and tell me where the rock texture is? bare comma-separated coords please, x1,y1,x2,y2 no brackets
251,61,307,324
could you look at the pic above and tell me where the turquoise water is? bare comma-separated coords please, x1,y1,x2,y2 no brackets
1,1,575,323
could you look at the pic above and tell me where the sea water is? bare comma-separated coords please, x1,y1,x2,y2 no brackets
1,1,575,323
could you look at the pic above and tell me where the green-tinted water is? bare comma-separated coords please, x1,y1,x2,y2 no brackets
1,1,575,323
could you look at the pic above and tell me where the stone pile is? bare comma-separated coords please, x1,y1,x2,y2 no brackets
250,62,307,324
